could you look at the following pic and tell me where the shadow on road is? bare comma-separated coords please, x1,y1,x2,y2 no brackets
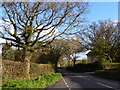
56,69,119,90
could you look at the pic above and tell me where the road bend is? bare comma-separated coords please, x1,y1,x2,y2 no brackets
46,69,120,90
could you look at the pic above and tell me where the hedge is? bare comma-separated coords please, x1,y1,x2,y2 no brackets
95,69,120,81
66,62,100,73
30,63,55,79
2,60,54,81
95,63,120,81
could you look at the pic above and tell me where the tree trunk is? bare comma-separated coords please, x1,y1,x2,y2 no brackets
53,61,58,72
108,55,112,63
23,47,31,80
68,60,70,67
73,58,76,67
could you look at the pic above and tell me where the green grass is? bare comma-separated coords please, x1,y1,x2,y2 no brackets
2,73,62,88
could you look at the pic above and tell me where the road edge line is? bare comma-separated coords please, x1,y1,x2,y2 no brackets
63,77,71,90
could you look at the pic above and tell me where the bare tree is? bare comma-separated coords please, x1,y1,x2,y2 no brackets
49,38,81,68
68,38,81,67
0,2,88,78
79,20,120,63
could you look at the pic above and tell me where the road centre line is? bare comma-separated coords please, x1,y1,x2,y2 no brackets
76,76,90,81
81,77,90,81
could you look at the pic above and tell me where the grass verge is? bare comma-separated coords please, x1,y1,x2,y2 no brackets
2,73,62,88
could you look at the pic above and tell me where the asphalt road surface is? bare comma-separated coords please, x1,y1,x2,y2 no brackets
46,69,120,90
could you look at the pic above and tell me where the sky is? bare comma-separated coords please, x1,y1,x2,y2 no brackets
87,2,118,23
0,2,119,59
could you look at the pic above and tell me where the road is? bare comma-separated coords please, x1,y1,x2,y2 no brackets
46,69,120,90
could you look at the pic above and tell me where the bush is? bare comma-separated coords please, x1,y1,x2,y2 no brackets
2,45,15,61
2,73,62,88
2,46,24,62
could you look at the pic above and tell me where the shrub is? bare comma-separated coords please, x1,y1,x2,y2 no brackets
2,46,24,62
2,45,15,61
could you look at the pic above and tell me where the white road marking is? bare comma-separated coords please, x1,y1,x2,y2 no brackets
81,77,90,81
87,75,119,89
63,78,71,90
76,76,90,81
66,85,69,87
97,82,116,89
